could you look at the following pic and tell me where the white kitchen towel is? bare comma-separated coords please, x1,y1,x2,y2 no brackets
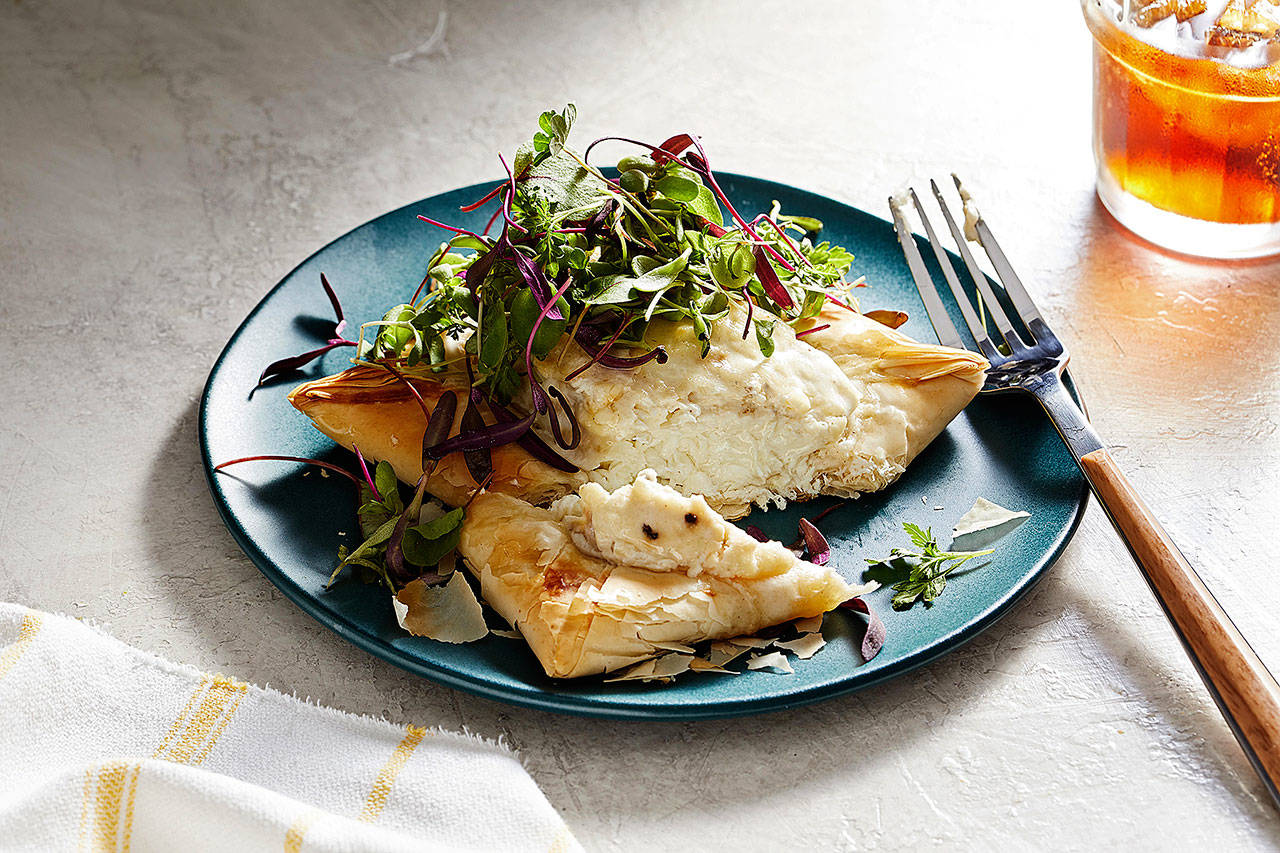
0,603,581,853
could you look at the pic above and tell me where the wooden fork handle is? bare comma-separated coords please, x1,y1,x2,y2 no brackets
1080,448,1280,800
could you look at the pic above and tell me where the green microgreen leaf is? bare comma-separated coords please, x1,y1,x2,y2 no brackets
630,248,690,292
511,289,567,359
329,516,399,586
373,461,399,508
653,175,700,202
754,317,776,357
478,300,508,372
401,507,465,567
687,184,723,226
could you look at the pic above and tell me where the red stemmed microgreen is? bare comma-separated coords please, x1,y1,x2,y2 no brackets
496,153,528,235
458,385,496,485
354,445,380,501
482,206,502,236
256,274,357,387
545,386,581,450
522,275,574,415
458,182,503,213
320,272,347,336
425,411,537,458
486,400,578,472
213,455,364,489
416,214,486,242
256,340,356,387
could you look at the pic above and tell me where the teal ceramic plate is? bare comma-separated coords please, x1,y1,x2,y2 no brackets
200,174,1087,720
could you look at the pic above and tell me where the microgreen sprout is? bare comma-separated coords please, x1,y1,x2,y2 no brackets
256,274,357,387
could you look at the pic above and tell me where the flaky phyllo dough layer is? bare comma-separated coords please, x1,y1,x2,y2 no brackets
289,304,986,519
459,471,873,678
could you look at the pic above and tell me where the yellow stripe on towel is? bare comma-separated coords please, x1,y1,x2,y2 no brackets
358,725,428,824
152,674,212,759
121,764,140,852
76,768,93,850
155,673,248,766
0,610,44,681
283,808,322,853
79,761,140,852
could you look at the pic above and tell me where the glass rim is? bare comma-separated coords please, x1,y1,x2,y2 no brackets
1082,0,1280,72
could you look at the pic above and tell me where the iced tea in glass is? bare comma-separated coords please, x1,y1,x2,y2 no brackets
1082,0,1280,257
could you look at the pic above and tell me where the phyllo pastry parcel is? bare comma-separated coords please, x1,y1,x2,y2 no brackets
289,303,984,520
458,471,872,678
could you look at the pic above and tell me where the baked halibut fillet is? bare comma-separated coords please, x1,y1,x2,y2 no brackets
288,304,986,518
458,470,873,678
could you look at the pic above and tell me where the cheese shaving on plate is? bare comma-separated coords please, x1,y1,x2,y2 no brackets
393,573,489,643
746,651,794,674
951,497,1030,551
773,633,826,660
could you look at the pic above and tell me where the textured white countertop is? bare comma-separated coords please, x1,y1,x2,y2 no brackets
3,1,1279,849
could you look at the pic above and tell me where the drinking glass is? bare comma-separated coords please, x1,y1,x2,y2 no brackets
1082,0,1280,258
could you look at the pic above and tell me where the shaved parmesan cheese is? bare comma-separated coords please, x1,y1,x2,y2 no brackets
793,615,824,633
955,176,982,243
951,497,1030,550
688,660,739,674
704,641,751,668
746,651,794,674
604,659,659,683
727,636,773,649
491,629,523,640
651,653,693,678
417,500,448,525
393,573,489,643
603,654,691,683
774,633,826,660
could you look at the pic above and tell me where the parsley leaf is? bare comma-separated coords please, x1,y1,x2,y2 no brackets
863,522,992,610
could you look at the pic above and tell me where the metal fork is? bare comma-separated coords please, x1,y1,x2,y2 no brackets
891,177,1280,809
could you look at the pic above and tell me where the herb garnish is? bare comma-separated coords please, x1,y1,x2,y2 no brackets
256,274,357,387
863,523,992,610
347,104,861,467
331,458,466,592
236,106,870,620
212,453,466,594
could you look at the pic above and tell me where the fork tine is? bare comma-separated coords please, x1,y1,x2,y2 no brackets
930,179,1029,352
952,175,1044,325
888,197,965,351
907,189,1002,361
